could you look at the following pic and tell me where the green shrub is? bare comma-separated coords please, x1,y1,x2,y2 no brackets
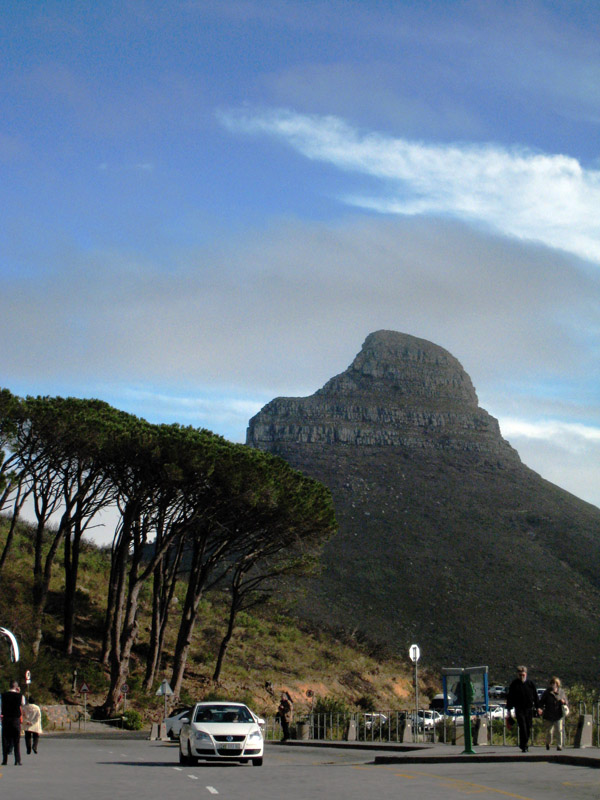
314,695,350,715
121,710,143,730
356,694,377,712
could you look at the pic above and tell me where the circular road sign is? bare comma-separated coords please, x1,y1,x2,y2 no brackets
409,644,421,663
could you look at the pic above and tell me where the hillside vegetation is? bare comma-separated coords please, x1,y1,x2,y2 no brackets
0,519,435,721
0,391,338,716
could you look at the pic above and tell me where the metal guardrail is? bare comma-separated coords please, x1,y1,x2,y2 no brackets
261,706,600,748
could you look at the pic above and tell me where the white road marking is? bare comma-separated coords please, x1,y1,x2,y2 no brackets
173,767,183,771
188,774,199,780
207,786,219,794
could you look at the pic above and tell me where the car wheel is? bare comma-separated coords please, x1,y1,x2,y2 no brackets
252,757,263,767
179,748,189,765
187,743,199,766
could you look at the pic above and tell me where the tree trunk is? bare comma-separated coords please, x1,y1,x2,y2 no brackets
101,521,130,666
63,518,84,655
143,537,184,691
0,485,28,584
103,594,141,718
212,591,240,683
170,581,203,700
170,535,217,699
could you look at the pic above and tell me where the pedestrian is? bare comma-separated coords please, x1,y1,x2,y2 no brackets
277,691,293,742
538,677,568,751
1,680,25,765
23,696,43,755
506,665,541,753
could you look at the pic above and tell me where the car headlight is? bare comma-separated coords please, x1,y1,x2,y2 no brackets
194,731,212,742
248,729,263,741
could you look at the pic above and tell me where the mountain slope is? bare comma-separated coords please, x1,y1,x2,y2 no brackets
247,331,600,683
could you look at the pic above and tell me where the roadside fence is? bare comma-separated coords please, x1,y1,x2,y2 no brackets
261,704,600,749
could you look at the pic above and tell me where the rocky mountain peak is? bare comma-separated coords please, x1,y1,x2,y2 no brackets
247,330,517,463
316,330,479,406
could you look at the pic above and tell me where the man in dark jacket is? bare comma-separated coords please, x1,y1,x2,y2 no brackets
1,680,25,765
506,666,540,752
277,692,293,742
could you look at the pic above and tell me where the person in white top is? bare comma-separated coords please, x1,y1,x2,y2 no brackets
22,697,43,754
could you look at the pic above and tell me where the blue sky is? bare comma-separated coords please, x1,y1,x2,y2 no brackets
2,0,599,512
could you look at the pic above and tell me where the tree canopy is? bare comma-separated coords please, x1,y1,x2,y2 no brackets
0,388,337,714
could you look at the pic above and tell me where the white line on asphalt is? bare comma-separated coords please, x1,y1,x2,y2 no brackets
173,767,183,771
188,775,199,780
206,787,219,794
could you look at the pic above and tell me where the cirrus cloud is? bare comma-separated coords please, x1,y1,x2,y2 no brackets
220,108,600,266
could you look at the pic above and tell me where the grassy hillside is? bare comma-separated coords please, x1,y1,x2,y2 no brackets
275,446,600,686
0,518,435,721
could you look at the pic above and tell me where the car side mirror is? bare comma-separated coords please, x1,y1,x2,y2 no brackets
181,717,190,725
257,717,265,726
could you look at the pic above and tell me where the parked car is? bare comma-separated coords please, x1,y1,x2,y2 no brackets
445,707,464,725
363,712,388,729
179,701,264,766
165,706,193,740
489,685,507,699
416,710,443,730
488,704,508,720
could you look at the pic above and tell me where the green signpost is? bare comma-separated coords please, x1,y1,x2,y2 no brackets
442,666,488,755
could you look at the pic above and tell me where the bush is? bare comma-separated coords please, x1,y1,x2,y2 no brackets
356,694,376,712
314,695,350,715
121,710,143,730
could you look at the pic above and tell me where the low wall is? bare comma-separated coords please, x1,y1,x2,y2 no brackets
42,704,86,730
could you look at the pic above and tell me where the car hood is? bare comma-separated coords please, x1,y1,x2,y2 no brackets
191,722,260,737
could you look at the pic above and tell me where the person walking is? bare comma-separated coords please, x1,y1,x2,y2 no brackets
506,666,541,752
277,691,293,742
1,680,25,765
23,697,43,755
538,677,568,751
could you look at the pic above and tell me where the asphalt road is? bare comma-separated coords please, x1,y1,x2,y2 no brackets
1,739,600,800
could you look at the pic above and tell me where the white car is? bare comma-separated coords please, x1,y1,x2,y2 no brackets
165,706,192,740
179,701,264,766
363,712,388,729
416,710,443,730
489,685,507,699
489,705,508,720
445,707,464,725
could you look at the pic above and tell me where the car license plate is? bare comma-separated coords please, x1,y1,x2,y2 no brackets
220,742,241,750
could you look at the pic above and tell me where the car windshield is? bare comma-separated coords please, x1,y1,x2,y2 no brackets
169,706,191,718
194,705,254,723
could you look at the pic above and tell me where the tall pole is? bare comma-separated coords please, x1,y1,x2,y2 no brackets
409,644,421,743
415,659,419,741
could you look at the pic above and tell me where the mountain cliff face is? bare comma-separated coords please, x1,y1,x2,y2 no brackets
249,331,520,458
247,331,600,684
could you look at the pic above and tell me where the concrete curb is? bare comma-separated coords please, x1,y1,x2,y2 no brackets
270,739,600,768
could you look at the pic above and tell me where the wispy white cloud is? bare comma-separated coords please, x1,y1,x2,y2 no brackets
220,108,600,265
500,418,600,449
117,386,263,435
499,417,600,508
